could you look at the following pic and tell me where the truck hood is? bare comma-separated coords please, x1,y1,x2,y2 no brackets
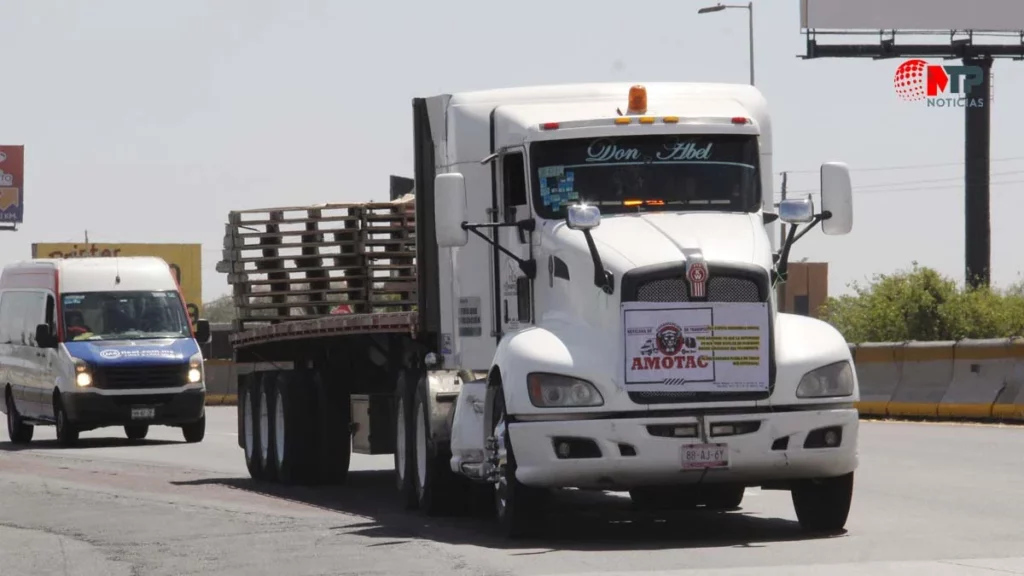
542,211,773,279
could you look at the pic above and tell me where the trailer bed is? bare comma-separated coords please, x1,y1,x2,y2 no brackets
228,310,418,346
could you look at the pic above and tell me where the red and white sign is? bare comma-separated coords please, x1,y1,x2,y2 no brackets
622,301,770,394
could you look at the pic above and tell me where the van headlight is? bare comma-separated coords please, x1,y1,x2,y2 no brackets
187,353,204,384
74,359,93,388
796,361,855,398
527,373,604,408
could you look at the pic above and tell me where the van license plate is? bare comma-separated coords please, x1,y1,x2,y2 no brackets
682,443,729,469
131,407,155,420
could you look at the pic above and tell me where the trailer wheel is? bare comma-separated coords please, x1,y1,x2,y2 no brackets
393,370,418,509
412,378,461,516
492,384,547,538
257,373,279,481
242,380,264,480
272,370,317,484
313,369,350,485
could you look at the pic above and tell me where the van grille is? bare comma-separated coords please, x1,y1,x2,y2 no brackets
93,364,188,390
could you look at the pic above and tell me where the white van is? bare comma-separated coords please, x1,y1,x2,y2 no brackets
0,256,211,446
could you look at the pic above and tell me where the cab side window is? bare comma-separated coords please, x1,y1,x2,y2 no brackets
0,292,14,344
502,152,527,223
20,292,46,346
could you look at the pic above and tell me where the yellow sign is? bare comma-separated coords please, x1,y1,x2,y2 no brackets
31,243,203,323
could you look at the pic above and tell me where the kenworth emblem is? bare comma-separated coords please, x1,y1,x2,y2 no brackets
685,258,709,298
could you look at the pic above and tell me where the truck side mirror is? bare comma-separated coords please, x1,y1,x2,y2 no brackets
566,204,601,230
434,173,469,247
194,319,211,344
35,324,56,348
778,197,815,224
820,162,853,235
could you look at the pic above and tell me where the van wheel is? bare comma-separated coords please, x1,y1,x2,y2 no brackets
5,390,33,444
124,425,149,440
182,414,205,443
54,396,79,447
493,385,547,538
792,472,854,533
701,485,745,511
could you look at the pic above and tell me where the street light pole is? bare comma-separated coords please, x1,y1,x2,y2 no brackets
697,2,755,85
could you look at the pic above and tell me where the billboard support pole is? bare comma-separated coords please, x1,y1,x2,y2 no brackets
801,34,1023,290
964,55,992,289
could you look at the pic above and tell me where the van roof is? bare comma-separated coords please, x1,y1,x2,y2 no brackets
1,257,180,293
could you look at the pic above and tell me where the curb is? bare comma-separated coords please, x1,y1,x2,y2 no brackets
205,394,238,406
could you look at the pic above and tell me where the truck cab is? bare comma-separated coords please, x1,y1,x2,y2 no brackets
422,82,857,536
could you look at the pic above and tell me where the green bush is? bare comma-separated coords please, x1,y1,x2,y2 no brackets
819,263,1024,343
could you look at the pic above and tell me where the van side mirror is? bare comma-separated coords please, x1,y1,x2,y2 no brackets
35,324,56,348
820,162,853,235
434,173,468,248
194,319,211,344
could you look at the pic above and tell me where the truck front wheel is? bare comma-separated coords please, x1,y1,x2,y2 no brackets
492,385,547,538
791,472,854,533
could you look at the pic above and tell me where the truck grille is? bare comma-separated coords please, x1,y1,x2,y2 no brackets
93,364,188,390
620,261,774,405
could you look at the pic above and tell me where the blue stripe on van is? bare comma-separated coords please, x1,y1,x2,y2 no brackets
64,338,200,366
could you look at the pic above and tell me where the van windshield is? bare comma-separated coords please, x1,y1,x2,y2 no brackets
62,291,192,341
529,134,761,219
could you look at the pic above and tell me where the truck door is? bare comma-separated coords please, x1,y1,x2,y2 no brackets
495,147,534,336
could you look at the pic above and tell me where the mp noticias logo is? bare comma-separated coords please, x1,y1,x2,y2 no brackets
893,58,986,108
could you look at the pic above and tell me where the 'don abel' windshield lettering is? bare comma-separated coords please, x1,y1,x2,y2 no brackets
62,291,192,341
529,134,761,218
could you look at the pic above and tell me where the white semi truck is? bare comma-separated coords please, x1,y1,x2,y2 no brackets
220,81,858,538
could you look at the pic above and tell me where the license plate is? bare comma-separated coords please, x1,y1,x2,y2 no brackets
682,443,729,469
131,407,155,420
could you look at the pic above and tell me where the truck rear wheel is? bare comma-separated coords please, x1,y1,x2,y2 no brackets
312,369,350,485
792,472,854,533
272,371,317,484
257,374,279,481
412,378,461,516
493,384,547,538
394,370,418,509
242,380,264,480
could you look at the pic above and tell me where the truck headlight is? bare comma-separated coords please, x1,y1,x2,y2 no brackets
796,361,854,399
187,353,204,384
527,373,604,408
74,360,92,387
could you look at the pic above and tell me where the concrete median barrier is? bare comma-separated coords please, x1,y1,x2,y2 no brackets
992,338,1024,420
204,359,238,406
887,341,955,418
937,339,1012,419
853,342,904,416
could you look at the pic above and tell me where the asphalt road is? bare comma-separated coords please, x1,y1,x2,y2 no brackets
2,408,1024,575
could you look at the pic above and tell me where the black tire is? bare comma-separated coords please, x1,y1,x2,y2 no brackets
792,472,854,533
125,425,149,440
182,414,205,443
5,390,33,444
242,379,264,480
493,383,547,538
412,378,462,516
700,485,745,511
257,373,278,481
312,369,351,485
272,370,317,485
54,395,79,447
393,370,419,509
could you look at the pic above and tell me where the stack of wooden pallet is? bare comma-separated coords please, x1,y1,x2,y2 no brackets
216,195,417,331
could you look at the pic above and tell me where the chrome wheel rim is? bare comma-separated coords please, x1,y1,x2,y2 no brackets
243,391,254,461
396,397,406,483
274,389,285,468
259,388,269,465
415,405,427,493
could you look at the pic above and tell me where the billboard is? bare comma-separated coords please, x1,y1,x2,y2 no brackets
801,0,1024,32
0,145,24,225
31,243,203,323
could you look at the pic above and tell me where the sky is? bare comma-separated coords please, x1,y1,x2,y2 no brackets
1,0,1023,302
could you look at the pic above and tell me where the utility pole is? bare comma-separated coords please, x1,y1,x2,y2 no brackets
777,171,788,311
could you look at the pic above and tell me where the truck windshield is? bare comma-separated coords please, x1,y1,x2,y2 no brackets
62,290,192,341
529,134,760,219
